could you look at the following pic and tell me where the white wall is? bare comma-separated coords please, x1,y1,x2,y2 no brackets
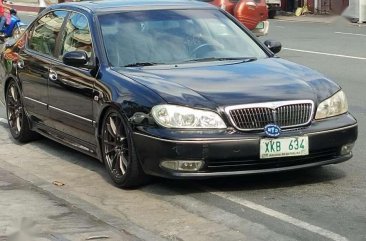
342,0,366,22
360,0,366,22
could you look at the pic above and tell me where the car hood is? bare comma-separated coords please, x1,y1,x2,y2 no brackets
113,58,340,109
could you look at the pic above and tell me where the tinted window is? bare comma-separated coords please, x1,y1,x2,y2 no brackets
59,12,93,61
28,11,68,56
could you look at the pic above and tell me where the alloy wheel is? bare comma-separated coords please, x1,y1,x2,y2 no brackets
103,112,129,178
6,83,23,136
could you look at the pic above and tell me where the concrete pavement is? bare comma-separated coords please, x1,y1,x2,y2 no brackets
0,164,140,241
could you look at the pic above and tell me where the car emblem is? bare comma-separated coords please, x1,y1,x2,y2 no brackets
264,124,281,137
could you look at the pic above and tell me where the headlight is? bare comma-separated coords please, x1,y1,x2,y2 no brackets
152,104,227,129
315,90,348,120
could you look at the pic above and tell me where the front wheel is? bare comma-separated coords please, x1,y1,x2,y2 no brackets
101,108,150,188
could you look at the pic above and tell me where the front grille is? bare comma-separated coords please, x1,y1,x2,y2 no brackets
226,100,314,131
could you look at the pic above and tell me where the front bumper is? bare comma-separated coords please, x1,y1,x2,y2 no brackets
133,113,357,178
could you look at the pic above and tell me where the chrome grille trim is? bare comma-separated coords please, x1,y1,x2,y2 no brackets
224,100,315,131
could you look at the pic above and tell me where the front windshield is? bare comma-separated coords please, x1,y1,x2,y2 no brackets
98,9,267,67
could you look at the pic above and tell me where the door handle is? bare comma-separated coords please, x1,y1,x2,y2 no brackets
49,70,58,81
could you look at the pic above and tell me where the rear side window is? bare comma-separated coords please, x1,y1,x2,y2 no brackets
27,11,68,56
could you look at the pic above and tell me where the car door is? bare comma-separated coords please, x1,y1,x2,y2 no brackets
47,11,96,146
18,10,68,126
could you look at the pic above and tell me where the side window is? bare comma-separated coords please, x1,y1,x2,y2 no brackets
28,11,68,56
60,12,93,62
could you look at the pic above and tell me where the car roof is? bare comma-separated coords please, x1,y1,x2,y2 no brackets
53,0,216,14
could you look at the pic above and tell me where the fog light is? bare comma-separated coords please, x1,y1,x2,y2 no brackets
341,143,354,155
160,160,204,172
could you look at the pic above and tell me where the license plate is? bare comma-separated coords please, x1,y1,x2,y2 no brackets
260,136,309,159
255,22,265,29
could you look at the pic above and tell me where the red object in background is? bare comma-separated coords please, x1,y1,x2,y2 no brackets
205,0,268,30
234,0,268,30
209,0,237,15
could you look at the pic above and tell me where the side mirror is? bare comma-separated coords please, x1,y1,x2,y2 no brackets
264,40,282,54
62,51,89,67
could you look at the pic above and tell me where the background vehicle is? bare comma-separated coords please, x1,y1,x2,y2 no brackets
197,0,269,36
0,8,26,42
266,0,281,18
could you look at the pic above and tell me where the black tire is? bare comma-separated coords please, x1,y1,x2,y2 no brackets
101,108,150,188
5,81,37,142
11,26,21,40
268,10,276,19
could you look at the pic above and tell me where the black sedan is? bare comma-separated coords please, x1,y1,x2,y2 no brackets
0,0,357,188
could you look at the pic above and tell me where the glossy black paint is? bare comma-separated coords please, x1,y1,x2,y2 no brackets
264,39,282,54
117,58,340,108
0,0,358,179
63,51,89,67
133,114,357,177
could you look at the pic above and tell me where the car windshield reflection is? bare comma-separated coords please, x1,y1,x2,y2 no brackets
98,9,267,67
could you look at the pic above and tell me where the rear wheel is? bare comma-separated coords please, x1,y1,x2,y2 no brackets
101,108,149,188
6,81,37,142
12,26,21,40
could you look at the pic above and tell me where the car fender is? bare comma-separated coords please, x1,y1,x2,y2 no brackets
3,74,21,101
94,101,146,163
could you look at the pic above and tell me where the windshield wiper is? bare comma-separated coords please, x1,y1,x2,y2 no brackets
124,62,159,67
183,57,257,63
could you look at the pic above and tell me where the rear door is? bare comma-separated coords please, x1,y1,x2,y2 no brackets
19,10,68,126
